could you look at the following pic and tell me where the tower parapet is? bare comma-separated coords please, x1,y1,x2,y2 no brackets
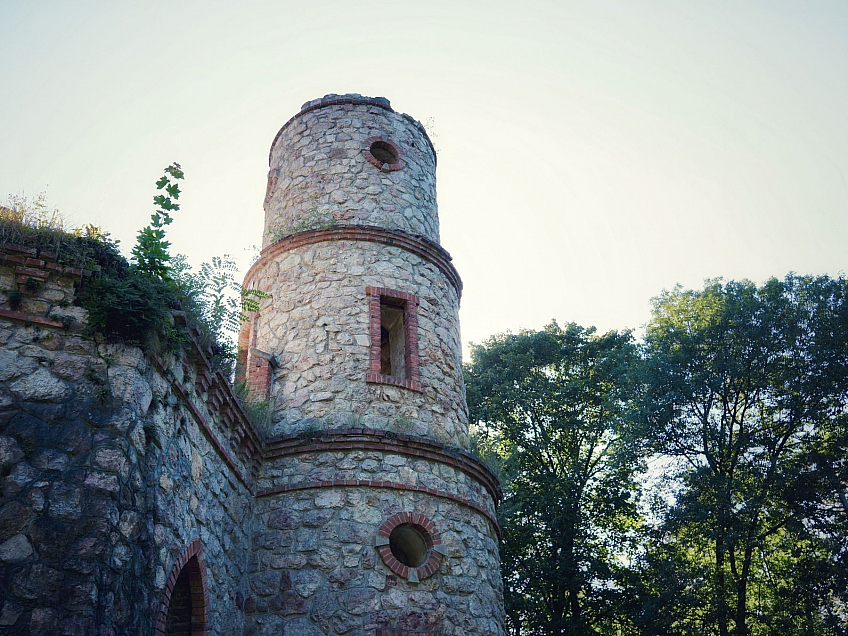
263,94,439,248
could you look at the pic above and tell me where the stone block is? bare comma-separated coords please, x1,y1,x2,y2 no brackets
10,367,71,403
0,534,33,562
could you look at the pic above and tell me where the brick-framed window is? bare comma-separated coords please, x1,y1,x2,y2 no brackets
363,136,405,172
375,513,447,583
366,287,421,392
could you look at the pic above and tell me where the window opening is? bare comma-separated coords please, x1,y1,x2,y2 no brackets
381,303,406,378
366,287,421,392
390,523,429,567
370,140,399,164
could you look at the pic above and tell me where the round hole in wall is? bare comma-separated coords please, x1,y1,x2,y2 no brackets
389,523,429,567
369,140,399,165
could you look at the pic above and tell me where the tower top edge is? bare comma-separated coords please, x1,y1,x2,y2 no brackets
268,93,437,167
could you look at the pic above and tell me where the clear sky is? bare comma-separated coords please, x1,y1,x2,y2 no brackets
2,1,846,353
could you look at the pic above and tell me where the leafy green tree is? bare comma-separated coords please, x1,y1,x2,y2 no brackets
641,275,848,636
466,322,643,635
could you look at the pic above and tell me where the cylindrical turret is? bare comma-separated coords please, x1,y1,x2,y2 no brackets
263,94,440,248
242,94,505,635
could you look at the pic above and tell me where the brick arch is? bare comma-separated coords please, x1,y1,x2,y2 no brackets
155,538,210,635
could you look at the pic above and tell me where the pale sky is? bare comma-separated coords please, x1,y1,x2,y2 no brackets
2,1,846,353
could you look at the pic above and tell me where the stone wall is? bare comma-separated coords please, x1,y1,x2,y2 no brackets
247,487,503,636
1,91,507,635
0,246,257,634
263,95,440,248
243,237,468,449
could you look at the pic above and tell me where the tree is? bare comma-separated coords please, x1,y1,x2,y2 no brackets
641,275,848,636
466,322,643,635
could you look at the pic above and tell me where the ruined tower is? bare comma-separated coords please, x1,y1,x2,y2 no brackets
239,94,506,634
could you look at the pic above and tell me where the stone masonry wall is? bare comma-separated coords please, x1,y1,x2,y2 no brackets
0,248,256,634
263,95,439,248
247,486,503,636
244,239,468,448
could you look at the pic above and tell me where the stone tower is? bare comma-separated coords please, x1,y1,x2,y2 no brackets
239,94,506,635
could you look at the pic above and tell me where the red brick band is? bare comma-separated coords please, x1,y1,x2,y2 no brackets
0,308,75,330
245,225,462,300
155,538,210,635
255,478,501,541
263,428,500,505
376,631,442,636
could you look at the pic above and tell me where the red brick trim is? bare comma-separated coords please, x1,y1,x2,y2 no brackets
366,286,421,392
263,428,501,506
247,355,271,401
245,225,462,300
268,95,437,167
363,136,405,171
0,308,74,330
255,478,501,541
376,631,442,636
154,538,210,635
150,355,258,493
377,513,443,581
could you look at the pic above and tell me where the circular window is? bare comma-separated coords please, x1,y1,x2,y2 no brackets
390,524,429,567
369,141,398,165
363,136,405,171
376,513,445,582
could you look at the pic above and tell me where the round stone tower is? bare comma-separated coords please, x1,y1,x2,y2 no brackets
241,94,505,635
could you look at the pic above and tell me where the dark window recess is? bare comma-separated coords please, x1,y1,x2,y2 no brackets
370,140,399,164
165,567,192,635
390,523,430,567
380,303,406,378
367,287,421,392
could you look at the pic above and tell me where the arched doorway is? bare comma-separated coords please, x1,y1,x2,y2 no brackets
155,538,209,635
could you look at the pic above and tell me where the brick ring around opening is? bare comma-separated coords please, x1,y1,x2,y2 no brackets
363,136,405,172
375,513,446,582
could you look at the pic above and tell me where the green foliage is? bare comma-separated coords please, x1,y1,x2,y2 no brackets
83,163,264,367
4,166,263,371
7,289,23,310
233,380,274,431
638,275,848,636
466,322,644,636
1,192,123,271
79,273,175,345
171,254,269,367
131,162,183,279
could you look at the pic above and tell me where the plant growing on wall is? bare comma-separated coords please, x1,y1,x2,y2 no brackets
132,162,183,279
4,164,265,372
171,253,267,362
266,195,336,243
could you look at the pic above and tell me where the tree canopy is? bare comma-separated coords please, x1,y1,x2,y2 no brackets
466,322,643,635
640,275,848,636
466,275,848,636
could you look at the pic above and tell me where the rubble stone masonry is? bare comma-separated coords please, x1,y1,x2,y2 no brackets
0,94,505,635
